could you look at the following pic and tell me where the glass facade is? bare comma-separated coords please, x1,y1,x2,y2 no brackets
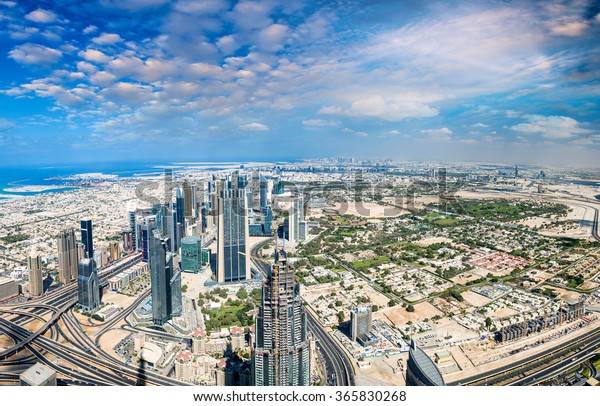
77,258,99,312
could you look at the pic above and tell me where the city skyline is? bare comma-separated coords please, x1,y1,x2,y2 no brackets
0,1,599,166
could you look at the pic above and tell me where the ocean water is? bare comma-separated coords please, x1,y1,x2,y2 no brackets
0,162,164,200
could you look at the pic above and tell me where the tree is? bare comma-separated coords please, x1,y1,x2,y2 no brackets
485,317,493,330
236,289,248,300
388,300,397,307
337,311,345,323
406,304,415,312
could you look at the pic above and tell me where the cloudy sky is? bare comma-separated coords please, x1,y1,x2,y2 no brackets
0,0,599,166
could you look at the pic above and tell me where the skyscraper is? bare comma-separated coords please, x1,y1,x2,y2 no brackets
27,253,43,296
57,228,78,285
80,219,94,260
149,231,182,325
260,174,268,210
127,202,137,250
216,187,250,283
350,306,372,342
406,340,445,386
183,178,193,221
77,258,100,312
181,236,203,273
287,197,304,243
263,205,273,235
254,249,310,386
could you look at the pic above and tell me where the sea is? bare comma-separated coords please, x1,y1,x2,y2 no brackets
0,162,171,200
0,160,279,200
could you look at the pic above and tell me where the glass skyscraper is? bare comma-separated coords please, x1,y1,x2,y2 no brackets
80,219,94,259
254,249,310,386
181,236,202,273
216,184,250,283
149,231,181,325
77,258,100,312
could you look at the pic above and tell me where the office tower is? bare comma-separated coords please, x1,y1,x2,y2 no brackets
181,236,203,273
140,216,156,262
263,205,273,235
252,170,261,212
183,179,193,221
260,174,268,210
122,230,133,252
149,231,181,325
77,257,100,312
27,252,43,296
175,187,185,229
514,164,519,178
57,228,78,285
109,241,119,261
287,197,303,243
80,219,94,260
406,340,445,386
127,203,137,250
350,306,372,342
216,187,250,283
254,249,310,386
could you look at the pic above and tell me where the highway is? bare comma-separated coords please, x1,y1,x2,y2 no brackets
249,238,356,386
450,325,600,386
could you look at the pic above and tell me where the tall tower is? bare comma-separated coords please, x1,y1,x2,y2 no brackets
149,231,182,325
183,179,193,221
77,258,100,312
27,251,43,296
287,197,303,243
254,249,310,386
127,202,137,250
57,228,78,285
216,186,250,283
80,219,94,260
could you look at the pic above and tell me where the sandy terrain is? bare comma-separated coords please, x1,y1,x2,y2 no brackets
461,290,494,307
333,201,409,218
181,267,214,300
98,327,130,357
451,271,481,285
489,308,519,318
414,237,454,247
103,290,139,309
380,302,443,326
0,333,14,349
355,353,407,386
539,285,582,302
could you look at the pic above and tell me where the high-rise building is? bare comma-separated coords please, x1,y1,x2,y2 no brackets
254,249,310,386
350,306,372,342
57,228,78,285
176,187,185,231
127,203,137,250
287,197,304,243
77,258,100,312
27,253,43,296
181,236,203,273
216,187,250,283
260,174,268,210
406,340,445,386
251,170,261,212
183,179,193,221
122,230,134,252
109,241,119,261
263,205,273,235
149,231,182,325
80,219,94,260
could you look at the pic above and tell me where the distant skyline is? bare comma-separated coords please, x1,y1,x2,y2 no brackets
0,0,599,166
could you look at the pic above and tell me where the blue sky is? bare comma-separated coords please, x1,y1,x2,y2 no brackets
0,0,599,166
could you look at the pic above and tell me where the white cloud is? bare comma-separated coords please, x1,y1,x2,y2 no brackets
421,127,453,136
230,1,273,31
302,119,339,127
471,122,490,128
239,122,269,131
550,21,589,37
256,24,288,52
100,0,170,11
320,95,438,121
90,71,117,86
83,25,98,35
0,1,16,7
354,131,368,137
384,130,401,136
79,49,112,63
25,9,57,23
101,82,155,104
8,43,62,65
0,118,14,132
92,33,123,45
510,115,591,139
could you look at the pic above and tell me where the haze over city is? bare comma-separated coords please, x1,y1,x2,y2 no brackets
0,0,599,166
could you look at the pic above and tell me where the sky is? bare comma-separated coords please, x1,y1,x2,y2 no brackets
0,0,599,167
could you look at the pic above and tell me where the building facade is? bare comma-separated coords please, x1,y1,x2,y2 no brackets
77,258,100,312
57,228,78,285
350,306,372,342
27,254,43,296
254,249,310,386
406,340,445,386
216,186,250,283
